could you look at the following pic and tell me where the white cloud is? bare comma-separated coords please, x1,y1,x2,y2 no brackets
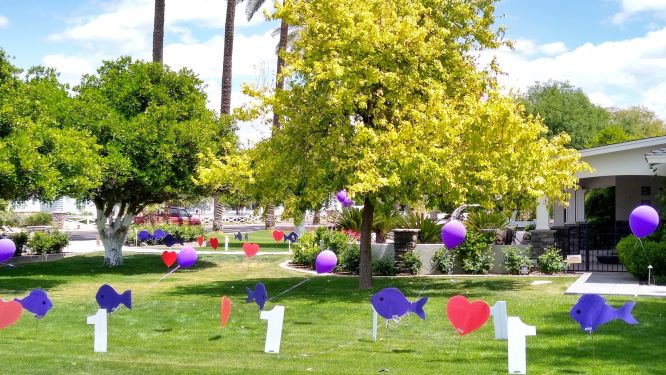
588,92,615,107
612,0,666,24
538,42,568,56
0,15,9,28
42,54,97,86
480,27,666,120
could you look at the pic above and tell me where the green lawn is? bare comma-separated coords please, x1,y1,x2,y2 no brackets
200,229,295,251
0,253,664,374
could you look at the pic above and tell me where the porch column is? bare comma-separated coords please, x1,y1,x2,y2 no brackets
535,196,549,230
575,189,586,223
565,188,576,225
553,202,565,227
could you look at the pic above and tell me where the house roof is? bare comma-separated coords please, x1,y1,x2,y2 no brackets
579,135,666,157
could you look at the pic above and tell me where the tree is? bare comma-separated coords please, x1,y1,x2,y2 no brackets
521,80,610,149
608,106,666,139
152,0,165,63
244,0,587,288
72,57,233,266
246,0,292,229
0,49,101,202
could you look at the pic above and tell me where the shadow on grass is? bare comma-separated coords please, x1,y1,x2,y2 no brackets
0,254,218,279
170,276,522,304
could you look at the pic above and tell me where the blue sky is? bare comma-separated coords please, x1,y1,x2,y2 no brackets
1,0,666,143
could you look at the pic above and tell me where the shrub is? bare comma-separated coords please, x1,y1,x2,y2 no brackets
339,244,360,273
457,231,494,274
292,231,320,268
27,231,69,254
315,228,353,255
432,247,456,274
373,210,405,243
504,246,533,275
10,232,29,256
402,251,422,275
538,246,566,274
617,235,666,280
22,212,53,227
372,259,397,276
401,213,443,243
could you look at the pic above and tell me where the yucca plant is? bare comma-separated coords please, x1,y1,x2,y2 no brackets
373,210,406,243
466,211,509,232
400,212,443,243
336,207,363,232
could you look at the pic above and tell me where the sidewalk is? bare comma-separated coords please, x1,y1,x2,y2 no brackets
565,272,666,297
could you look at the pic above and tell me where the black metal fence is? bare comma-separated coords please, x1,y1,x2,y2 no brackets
555,224,627,272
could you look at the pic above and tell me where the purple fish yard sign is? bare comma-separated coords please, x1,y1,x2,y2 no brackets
96,285,132,313
246,283,268,310
15,289,53,319
570,294,638,333
371,288,428,321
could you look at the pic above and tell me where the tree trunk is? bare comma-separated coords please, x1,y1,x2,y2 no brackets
221,0,236,116
213,197,224,231
95,207,136,267
272,18,289,131
152,0,165,63
265,204,276,229
312,209,321,225
359,197,374,289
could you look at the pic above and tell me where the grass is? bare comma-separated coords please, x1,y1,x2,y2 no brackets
200,230,294,251
1,253,665,374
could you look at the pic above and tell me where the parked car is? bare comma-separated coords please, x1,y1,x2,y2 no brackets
134,207,201,225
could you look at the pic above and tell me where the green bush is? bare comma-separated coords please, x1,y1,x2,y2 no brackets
339,244,360,273
402,251,422,275
372,259,397,276
22,212,52,227
432,247,456,274
10,232,29,256
291,231,320,268
373,210,405,243
401,213,443,243
127,223,204,245
315,228,354,255
27,231,69,254
538,246,566,274
457,230,494,274
617,235,666,280
504,246,533,275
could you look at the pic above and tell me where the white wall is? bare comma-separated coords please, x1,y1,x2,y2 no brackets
578,144,662,179
615,176,663,221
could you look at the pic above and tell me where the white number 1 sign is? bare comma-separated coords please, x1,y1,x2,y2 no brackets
260,305,285,354
507,317,536,374
87,309,108,353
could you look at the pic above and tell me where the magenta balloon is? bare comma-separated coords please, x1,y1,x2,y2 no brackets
629,205,659,238
336,190,348,203
0,238,15,263
177,247,198,268
441,220,466,249
315,250,338,274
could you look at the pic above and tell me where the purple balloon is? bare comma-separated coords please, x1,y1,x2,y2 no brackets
0,238,16,263
342,197,354,208
177,247,198,268
441,220,466,249
336,190,348,203
315,250,337,273
629,205,659,238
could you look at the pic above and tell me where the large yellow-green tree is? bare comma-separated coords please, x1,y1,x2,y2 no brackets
244,0,586,288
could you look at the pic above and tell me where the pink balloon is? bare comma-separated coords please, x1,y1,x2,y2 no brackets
441,220,466,249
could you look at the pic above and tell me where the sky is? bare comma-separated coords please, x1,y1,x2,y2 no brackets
0,0,665,144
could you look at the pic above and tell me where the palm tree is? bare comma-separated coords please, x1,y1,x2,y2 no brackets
246,0,291,229
152,0,165,63
214,0,241,231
